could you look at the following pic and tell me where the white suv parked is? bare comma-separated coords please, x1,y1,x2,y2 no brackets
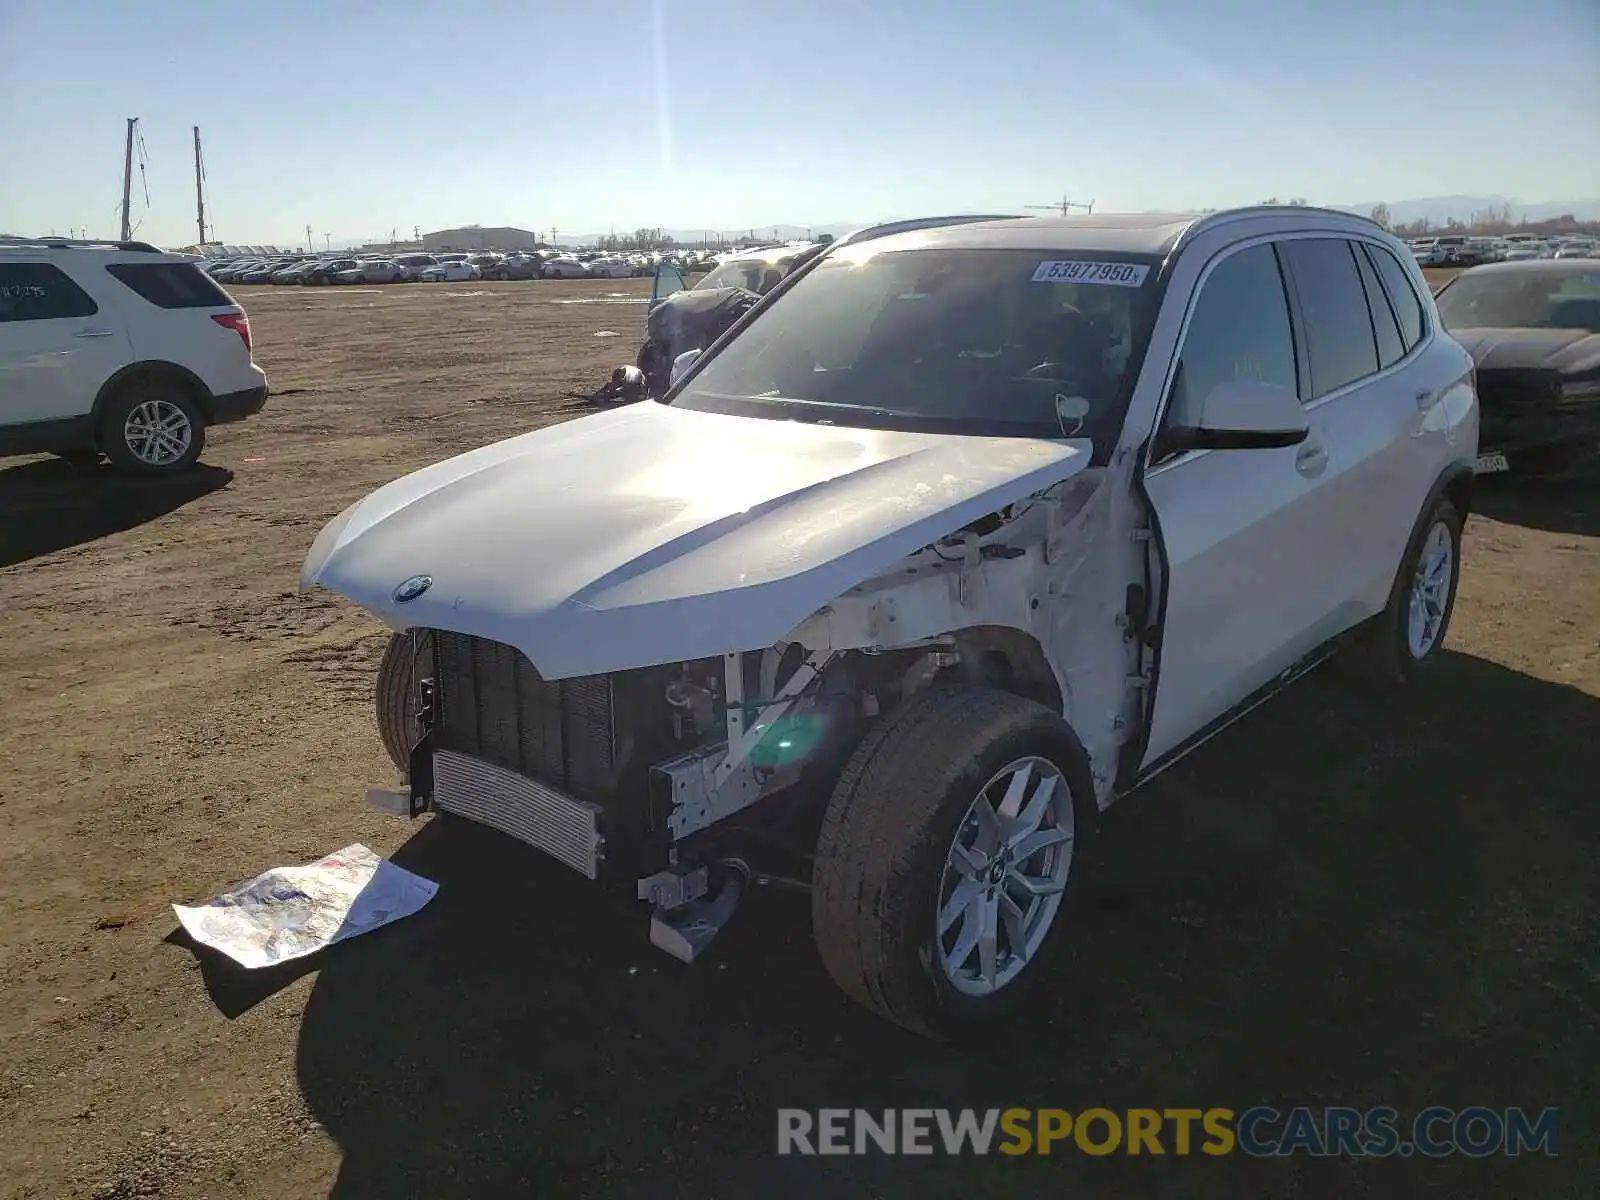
302,207,1478,1037
0,238,268,473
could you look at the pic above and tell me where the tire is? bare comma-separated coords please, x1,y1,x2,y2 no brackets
99,381,206,474
376,629,435,772
812,687,1094,1038
1339,495,1462,687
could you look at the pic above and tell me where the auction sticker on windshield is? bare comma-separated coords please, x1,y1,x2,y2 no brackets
1032,261,1150,286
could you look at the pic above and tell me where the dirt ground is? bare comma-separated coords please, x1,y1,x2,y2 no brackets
1,273,1595,1200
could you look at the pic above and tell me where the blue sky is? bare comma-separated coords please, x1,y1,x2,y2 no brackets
2,0,1596,246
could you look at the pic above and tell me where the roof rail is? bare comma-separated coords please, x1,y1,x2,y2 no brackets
1169,204,1388,260
831,213,1022,249
0,236,165,253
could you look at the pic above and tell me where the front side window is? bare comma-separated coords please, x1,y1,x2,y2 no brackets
1166,242,1298,428
1280,238,1380,398
668,245,1159,447
0,262,99,322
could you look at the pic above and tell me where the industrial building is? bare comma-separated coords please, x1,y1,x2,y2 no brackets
421,226,538,252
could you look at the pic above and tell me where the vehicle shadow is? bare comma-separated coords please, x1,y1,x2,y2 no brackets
295,652,1596,1199
0,457,234,569
1473,470,1600,537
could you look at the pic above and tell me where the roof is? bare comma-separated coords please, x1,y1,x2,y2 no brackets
855,206,1381,257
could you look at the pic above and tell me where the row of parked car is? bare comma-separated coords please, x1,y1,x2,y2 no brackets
1408,233,1598,267
205,247,729,287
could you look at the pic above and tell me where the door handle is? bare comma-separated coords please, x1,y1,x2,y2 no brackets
73,328,115,339
1295,441,1329,477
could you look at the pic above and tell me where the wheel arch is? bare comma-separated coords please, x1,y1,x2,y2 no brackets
1438,459,1474,523
945,626,1065,716
91,361,217,436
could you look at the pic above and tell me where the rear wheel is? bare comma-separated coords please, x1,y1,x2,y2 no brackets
100,382,206,474
812,687,1093,1038
1340,496,1462,686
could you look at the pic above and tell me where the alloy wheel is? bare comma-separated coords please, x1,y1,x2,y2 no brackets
123,399,193,467
935,755,1074,996
1407,520,1453,658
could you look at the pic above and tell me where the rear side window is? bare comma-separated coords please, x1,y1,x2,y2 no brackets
1280,238,1379,399
1352,242,1405,368
1366,244,1426,350
106,262,235,308
1168,242,1299,426
0,262,99,321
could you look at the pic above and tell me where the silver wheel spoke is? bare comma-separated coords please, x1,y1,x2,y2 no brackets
1008,866,1066,897
971,793,1004,844
949,840,986,879
994,761,1033,822
998,891,1030,964
938,877,983,935
1010,774,1058,841
976,894,1000,986
946,902,984,973
1010,825,1071,861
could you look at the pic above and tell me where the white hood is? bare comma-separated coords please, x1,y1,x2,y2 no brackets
303,401,1090,678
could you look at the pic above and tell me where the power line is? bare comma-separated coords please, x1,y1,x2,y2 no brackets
1025,195,1096,216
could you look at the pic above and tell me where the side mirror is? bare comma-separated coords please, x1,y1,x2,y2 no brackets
1163,379,1308,454
670,349,702,386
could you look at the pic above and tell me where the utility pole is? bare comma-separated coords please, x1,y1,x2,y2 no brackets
306,224,313,252
193,127,207,246
119,117,138,242
324,233,331,250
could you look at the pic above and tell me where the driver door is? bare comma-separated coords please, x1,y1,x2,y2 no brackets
1140,240,1348,767
650,261,686,311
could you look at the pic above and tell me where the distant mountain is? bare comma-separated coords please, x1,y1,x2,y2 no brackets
1332,196,1600,225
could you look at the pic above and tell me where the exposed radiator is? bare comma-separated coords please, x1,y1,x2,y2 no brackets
430,630,617,802
433,749,606,878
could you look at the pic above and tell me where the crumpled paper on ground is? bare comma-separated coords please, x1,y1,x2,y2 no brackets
172,843,437,969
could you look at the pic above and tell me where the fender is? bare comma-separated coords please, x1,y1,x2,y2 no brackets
91,361,217,428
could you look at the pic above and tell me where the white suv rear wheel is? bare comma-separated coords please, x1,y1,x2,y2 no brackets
101,384,206,474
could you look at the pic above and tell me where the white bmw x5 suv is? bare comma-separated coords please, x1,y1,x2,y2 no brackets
302,207,1478,1038
0,237,268,473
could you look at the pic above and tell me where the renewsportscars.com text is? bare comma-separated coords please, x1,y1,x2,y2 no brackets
777,1106,1559,1158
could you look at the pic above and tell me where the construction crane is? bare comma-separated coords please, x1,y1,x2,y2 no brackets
1026,195,1096,216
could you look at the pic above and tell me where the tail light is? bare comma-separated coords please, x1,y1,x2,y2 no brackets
211,311,252,354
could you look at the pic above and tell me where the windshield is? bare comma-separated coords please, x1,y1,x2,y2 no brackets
1436,270,1600,332
666,245,1159,446
695,257,790,294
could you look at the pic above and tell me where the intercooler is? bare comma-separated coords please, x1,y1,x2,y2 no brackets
426,629,618,877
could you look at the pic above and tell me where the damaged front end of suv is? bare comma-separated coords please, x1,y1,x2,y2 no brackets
301,217,1171,1036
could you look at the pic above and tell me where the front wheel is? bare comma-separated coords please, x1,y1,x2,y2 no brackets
1339,495,1462,686
811,687,1094,1038
376,629,436,772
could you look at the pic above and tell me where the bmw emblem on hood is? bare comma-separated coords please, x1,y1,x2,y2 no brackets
393,575,432,604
